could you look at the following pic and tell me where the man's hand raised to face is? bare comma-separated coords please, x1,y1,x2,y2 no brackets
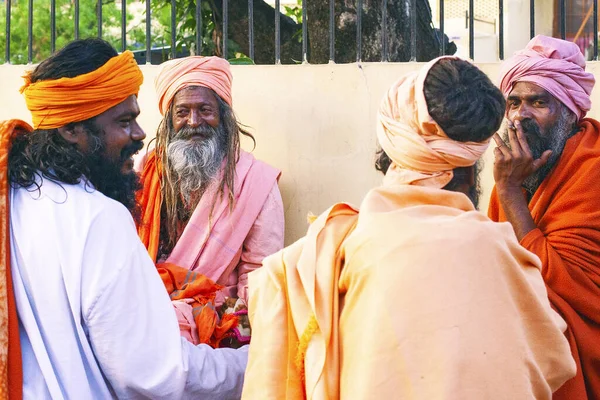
491,120,546,241
492,120,552,191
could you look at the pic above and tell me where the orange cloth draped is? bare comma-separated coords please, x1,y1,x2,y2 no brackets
157,262,238,347
243,185,576,400
137,150,162,262
488,118,600,400
20,51,143,130
1,119,32,400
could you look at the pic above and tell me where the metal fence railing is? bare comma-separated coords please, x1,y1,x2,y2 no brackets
1,0,599,65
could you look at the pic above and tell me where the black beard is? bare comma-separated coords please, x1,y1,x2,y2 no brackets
84,128,144,224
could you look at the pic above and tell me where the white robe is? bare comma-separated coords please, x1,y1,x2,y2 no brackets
10,177,247,399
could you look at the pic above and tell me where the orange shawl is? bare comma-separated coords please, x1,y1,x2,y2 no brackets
489,118,600,400
157,262,238,347
0,119,31,400
137,150,162,261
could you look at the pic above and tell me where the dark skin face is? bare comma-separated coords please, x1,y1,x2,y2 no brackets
58,95,145,172
506,81,564,135
171,86,220,133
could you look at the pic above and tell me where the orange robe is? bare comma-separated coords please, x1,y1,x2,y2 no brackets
489,118,600,400
0,120,31,400
243,184,575,400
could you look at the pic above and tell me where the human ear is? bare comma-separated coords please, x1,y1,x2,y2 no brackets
56,123,87,145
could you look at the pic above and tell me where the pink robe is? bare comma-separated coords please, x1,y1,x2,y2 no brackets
163,150,284,303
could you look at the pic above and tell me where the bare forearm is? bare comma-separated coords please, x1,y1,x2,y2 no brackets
497,186,538,241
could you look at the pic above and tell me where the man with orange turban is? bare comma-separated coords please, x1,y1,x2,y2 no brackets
1,39,247,399
489,35,600,400
137,56,284,344
242,57,576,399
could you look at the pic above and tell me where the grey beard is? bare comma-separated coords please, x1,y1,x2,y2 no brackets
502,107,577,197
167,128,225,208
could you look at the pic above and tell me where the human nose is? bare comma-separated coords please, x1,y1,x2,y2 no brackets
131,120,146,141
187,110,201,128
511,103,532,122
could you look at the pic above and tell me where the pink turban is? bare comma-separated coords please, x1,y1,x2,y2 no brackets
377,56,490,188
499,35,595,121
155,56,233,115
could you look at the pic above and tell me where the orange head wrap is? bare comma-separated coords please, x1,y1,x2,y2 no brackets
154,56,233,115
377,56,490,188
20,50,144,130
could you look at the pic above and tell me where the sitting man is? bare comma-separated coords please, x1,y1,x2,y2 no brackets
242,57,576,399
1,38,247,399
489,35,600,400
137,56,284,315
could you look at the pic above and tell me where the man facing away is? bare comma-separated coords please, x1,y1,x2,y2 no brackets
1,38,247,399
242,57,576,399
137,56,284,312
489,35,600,400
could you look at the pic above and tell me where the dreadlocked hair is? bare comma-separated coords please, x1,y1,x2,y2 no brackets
154,90,256,251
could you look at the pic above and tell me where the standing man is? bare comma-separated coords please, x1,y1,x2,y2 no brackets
1,38,247,399
242,57,575,399
489,35,600,400
138,56,284,309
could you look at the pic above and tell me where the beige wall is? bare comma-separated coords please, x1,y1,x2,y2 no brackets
2,61,600,245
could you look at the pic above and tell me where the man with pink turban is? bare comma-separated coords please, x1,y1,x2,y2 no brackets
137,56,284,347
489,35,600,400
242,57,575,400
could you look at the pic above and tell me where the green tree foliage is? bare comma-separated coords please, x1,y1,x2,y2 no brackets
0,0,151,64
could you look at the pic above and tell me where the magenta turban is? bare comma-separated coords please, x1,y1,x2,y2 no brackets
499,35,595,121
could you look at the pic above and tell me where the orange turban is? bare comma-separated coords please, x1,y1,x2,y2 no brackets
377,56,490,188
20,51,144,130
154,56,233,115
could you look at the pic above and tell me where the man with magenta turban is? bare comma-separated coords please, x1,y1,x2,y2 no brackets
489,35,600,400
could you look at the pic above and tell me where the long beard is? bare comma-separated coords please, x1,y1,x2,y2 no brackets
166,124,227,209
84,127,144,223
502,108,576,196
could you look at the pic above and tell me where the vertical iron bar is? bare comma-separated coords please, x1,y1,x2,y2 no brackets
329,0,335,62
97,0,103,38
302,0,307,62
248,0,254,60
121,0,127,51
499,0,504,60
75,0,80,39
382,0,388,61
275,0,280,63
196,0,202,55
223,0,228,58
594,0,598,60
469,0,474,60
51,0,56,53
171,0,176,58
410,0,416,61
560,0,566,39
357,0,362,62
5,0,10,63
530,0,535,38
146,0,151,63
440,0,445,56
28,0,32,63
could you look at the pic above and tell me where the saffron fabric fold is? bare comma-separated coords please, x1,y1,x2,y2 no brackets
0,119,32,400
154,56,233,114
157,262,238,347
377,56,490,188
488,119,600,400
20,51,143,129
243,183,576,400
498,35,595,121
